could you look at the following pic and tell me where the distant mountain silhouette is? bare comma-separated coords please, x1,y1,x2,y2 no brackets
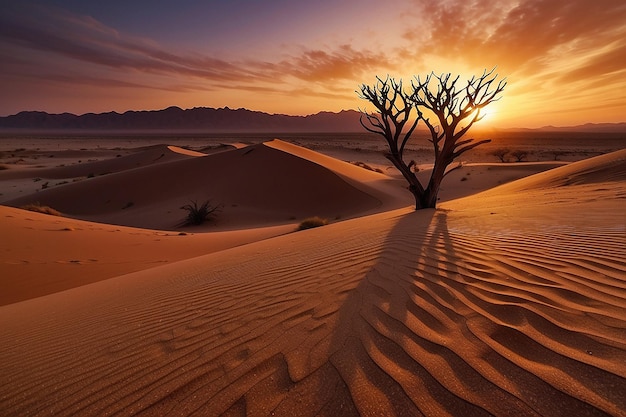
501,122,626,133
0,107,365,132
533,123,626,133
1,106,624,133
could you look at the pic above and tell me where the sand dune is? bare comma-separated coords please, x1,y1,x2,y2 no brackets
1,149,624,416
0,205,294,306
0,144,200,180
481,148,626,191
0,140,568,307
0,144,206,203
0,140,403,303
5,141,392,230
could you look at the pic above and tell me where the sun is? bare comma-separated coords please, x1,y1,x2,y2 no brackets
473,105,499,126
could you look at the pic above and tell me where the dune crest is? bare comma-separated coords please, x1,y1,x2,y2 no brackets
1,149,624,416
5,141,398,230
167,145,207,156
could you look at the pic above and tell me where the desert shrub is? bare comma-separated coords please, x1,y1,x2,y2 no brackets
180,199,221,226
20,203,62,216
296,216,328,231
511,150,529,162
490,148,510,162
549,150,567,161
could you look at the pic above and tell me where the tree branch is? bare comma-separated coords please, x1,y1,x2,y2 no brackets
453,139,491,159
358,69,505,210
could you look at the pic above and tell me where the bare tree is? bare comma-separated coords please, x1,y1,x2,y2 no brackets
510,149,529,162
549,150,567,161
357,76,422,205
490,148,510,162
359,69,506,209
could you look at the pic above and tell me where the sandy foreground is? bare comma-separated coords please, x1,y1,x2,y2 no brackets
0,138,625,416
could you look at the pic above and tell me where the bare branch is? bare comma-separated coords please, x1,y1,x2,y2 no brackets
356,75,425,207
443,161,464,178
453,139,492,159
358,69,505,209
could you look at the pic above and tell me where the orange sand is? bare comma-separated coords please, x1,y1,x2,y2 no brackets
0,139,624,416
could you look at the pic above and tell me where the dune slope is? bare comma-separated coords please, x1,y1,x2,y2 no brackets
0,150,625,416
0,144,201,180
0,205,294,306
5,142,387,229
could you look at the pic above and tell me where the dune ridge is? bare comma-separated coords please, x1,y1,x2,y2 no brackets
5,141,390,230
1,150,624,416
0,144,200,180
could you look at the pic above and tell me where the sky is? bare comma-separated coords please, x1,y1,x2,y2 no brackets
1,0,625,128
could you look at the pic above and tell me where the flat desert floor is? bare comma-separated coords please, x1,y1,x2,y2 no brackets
0,133,625,416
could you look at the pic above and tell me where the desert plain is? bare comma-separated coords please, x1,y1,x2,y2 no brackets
0,131,625,416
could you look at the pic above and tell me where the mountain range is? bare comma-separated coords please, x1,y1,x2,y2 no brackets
0,107,364,132
0,106,624,133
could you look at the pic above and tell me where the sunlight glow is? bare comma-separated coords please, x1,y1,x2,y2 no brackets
469,105,498,126
1,1,624,126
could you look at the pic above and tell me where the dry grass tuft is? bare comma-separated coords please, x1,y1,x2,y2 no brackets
21,203,62,216
296,216,328,231
180,199,221,226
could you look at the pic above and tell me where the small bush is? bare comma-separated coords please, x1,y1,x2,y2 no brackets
511,150,529,162
549,150,567,161
296,216,328,231
180,199,221,226
21,203,62,216
490,148,510,162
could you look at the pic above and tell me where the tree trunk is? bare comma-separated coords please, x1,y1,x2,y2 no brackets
421,158,448,209
423,187,438,208
408,184,437,209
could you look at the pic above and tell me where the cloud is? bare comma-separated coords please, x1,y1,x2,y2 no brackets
279,45,388,82
400,0,626,122
0,4,394,104
411,0,626,78
555,38,626,84
1,0,624,122
0,9,250,82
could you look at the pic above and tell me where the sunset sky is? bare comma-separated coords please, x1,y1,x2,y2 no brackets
1,0,625,128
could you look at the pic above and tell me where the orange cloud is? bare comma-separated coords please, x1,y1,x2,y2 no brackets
1,0,624,125
280,45,388,82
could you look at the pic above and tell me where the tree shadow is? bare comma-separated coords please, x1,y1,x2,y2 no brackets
319,208,495,416
315,202,618,417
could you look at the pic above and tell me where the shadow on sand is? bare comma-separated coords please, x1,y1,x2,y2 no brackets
321,209,489,416
316,203,620,417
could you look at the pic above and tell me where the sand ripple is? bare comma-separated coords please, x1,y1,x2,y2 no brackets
1,152,625,416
